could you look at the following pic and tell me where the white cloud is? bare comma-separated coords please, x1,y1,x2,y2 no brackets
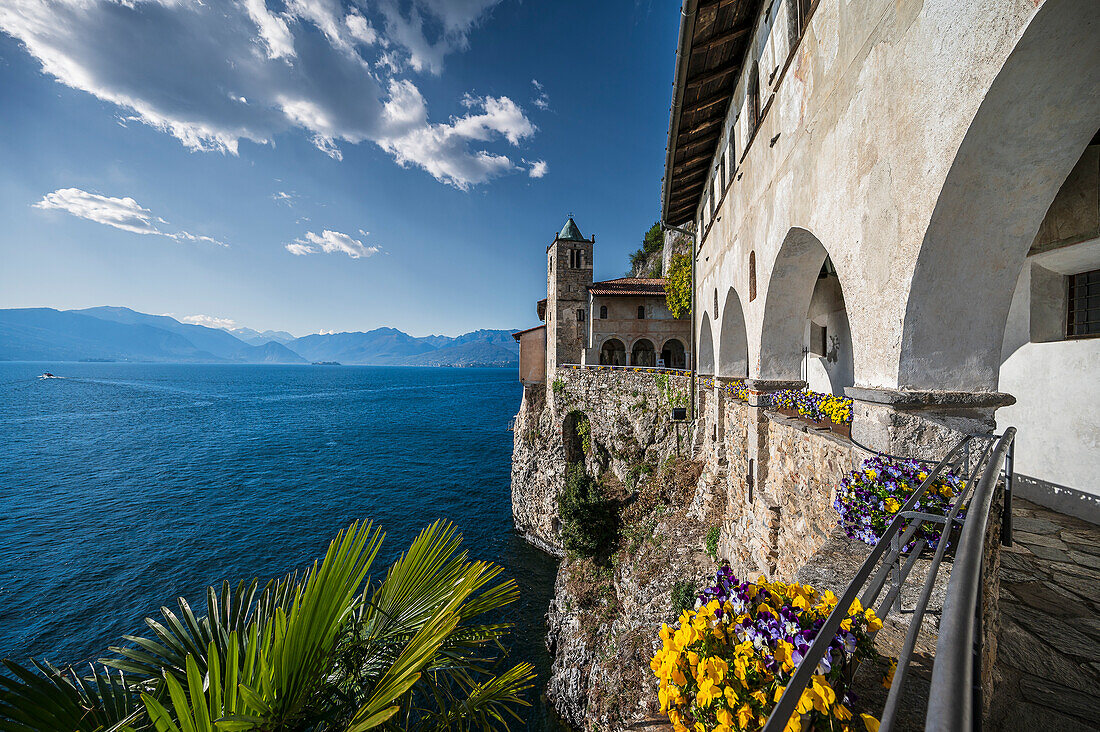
526,159,548,178
379,0,501,75
180,314,239,330
243,0,295,60
286,229,380,259
376,83,536,189
531,79,550,110
33,188,226,246
272,190,297,206
344,11,379,45
0,0,538,189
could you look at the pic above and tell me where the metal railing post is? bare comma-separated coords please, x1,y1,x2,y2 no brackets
1002,440,1014,547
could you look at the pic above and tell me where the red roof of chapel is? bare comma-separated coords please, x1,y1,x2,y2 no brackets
588,277,667,297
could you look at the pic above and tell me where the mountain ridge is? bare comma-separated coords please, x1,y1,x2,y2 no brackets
0,307,520,367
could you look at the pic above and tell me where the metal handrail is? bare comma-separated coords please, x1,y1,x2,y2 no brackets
761,428,1016,732
925,427,1016,732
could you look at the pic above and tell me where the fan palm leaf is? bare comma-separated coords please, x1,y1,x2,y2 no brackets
0,660,142,732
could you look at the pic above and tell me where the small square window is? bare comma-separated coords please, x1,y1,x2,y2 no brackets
1068,269,1100,338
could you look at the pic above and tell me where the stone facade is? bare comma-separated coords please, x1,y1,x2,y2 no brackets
545,226,593,375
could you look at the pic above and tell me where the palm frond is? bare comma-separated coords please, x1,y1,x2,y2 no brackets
420,662,536,731
232,519,383,727
0,660,142,732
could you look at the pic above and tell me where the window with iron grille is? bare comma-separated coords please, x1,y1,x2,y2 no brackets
1068,269,1100,338
576,309,585,322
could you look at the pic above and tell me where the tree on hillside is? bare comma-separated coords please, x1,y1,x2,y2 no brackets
628,223,664,277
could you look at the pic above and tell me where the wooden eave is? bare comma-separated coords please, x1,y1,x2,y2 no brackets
661,0,764,226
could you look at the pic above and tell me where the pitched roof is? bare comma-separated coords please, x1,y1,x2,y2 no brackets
512,324,546,341
557,217,586,242
588,277,667,297
663,0,764,226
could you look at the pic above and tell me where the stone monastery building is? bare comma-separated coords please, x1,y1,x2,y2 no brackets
665,0,1099,513
513,217,692,385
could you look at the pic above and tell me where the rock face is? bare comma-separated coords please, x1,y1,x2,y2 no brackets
545,459,715,731
511,369,694,556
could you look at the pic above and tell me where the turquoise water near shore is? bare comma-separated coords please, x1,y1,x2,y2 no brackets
0,362,563,727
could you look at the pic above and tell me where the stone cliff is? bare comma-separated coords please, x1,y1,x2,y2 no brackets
511,371,875,730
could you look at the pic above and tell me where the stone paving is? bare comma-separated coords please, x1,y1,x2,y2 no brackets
988,498,1100,730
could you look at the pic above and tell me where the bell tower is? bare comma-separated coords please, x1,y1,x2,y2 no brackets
546,216,594,379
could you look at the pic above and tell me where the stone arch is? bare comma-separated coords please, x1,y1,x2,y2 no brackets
661,338,686,369
599,337,626,366
717,287,748,378
631,338,656,367
562,410,590,465
899,0,1100,391
698,313,715,375
758,228,851,382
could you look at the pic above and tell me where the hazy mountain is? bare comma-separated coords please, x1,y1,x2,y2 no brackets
247,341,308,363
403,341,518,367
228,327,296,346
288,328,441,365
73,307,304,363
288,328,519,366
0,308,221,362
0,306,518,367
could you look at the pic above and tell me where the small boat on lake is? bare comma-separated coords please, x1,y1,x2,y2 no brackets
39,372,57,379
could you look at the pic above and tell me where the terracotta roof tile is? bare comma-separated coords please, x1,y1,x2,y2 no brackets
588,277,667,297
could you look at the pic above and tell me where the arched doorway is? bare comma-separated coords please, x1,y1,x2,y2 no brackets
599,338,626,366
631,339,656,367
698,315,715,375
661,338,686,369
717,287,748,378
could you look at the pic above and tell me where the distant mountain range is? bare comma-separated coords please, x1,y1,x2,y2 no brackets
0,307,520,367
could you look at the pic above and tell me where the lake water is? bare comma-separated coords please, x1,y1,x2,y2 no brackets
0,362,563,728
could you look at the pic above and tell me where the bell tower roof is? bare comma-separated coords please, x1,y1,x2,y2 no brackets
556,217,586,242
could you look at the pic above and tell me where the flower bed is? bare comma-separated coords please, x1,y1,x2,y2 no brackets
834,456,966,548
650,567,883,732
770,389,852,425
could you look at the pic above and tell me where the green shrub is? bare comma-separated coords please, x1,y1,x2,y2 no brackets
576,417,591,454
665,252,691,319
705,526,720,560
558,464,618,561
551,378,565,395
671,580,698,615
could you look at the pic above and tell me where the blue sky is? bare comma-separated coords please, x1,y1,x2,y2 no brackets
0,0,676,337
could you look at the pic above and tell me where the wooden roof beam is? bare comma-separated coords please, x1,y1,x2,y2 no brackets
686,62,741,90
673,152,713,173
677,131,721,154
684,89,734,116
693,26,750,54
679,117,723,139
